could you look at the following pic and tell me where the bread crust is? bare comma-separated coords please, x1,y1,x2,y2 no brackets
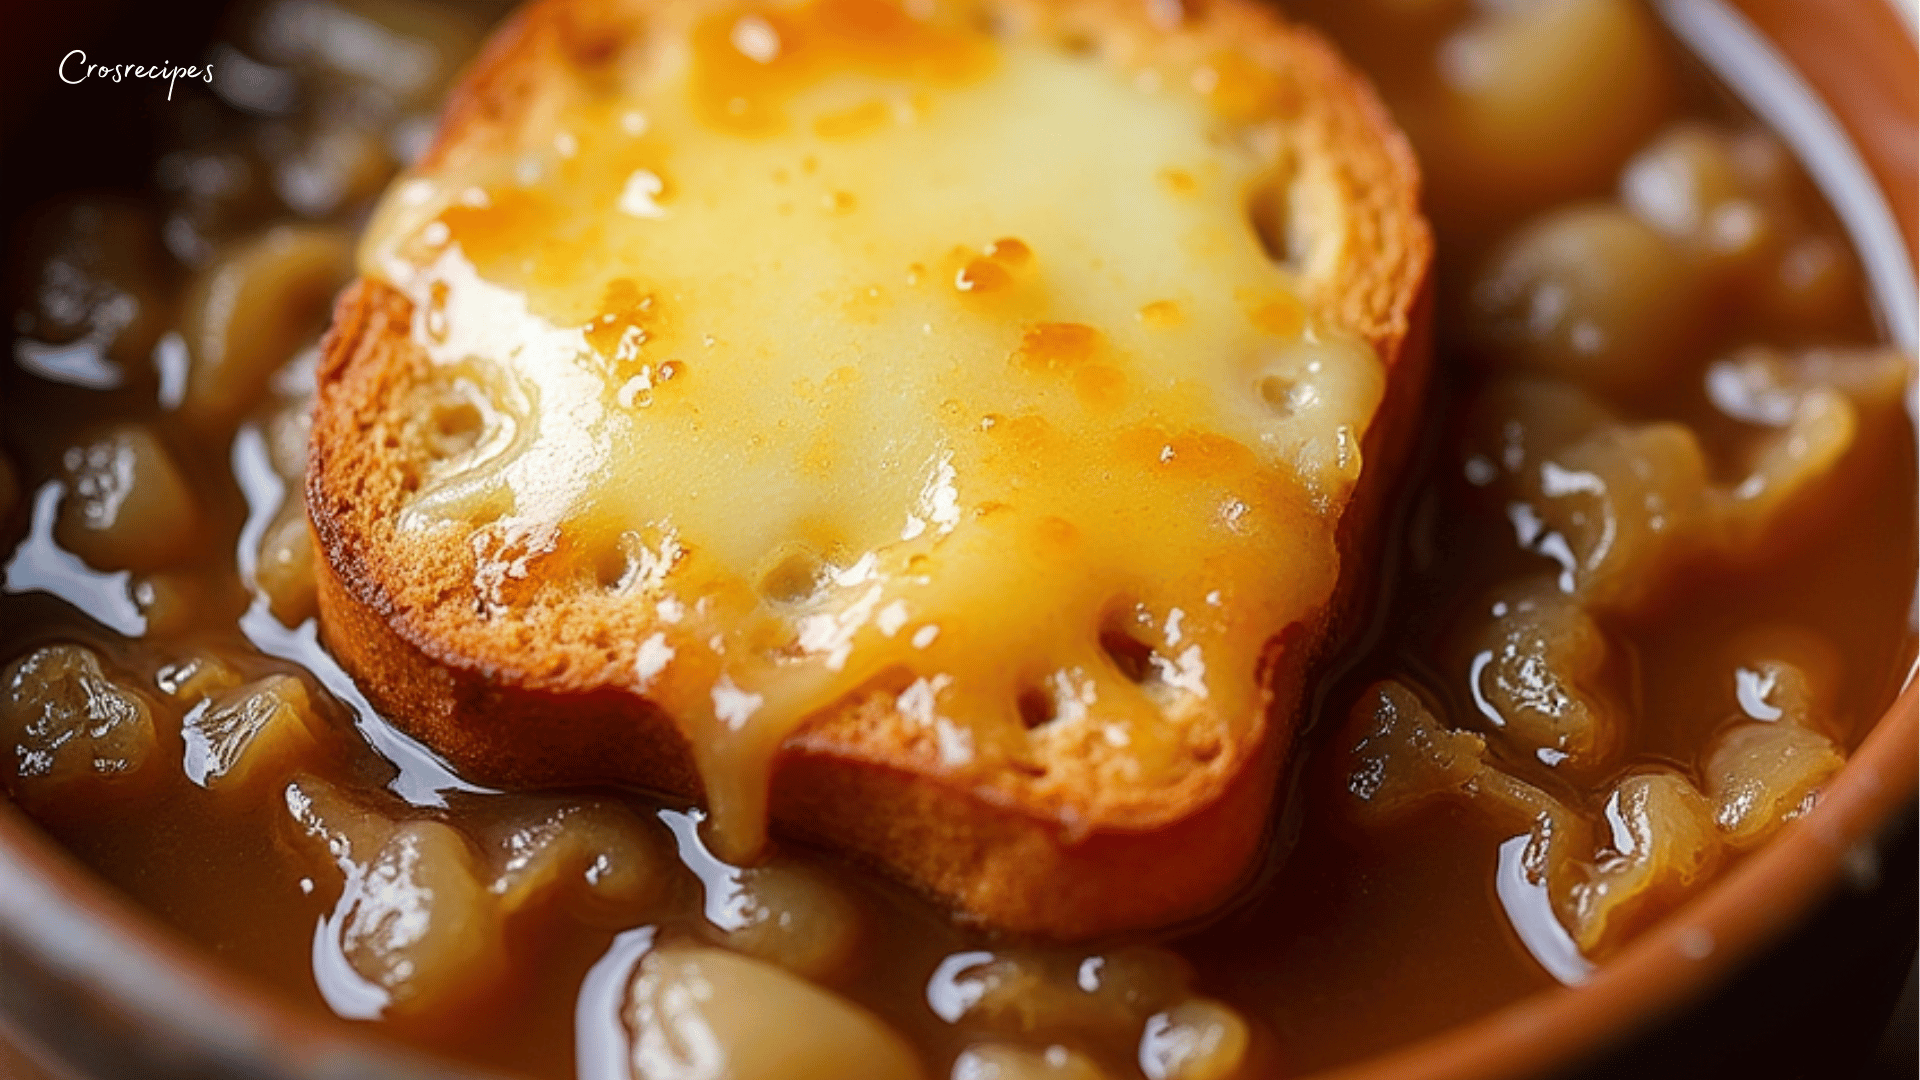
309,0,1431,937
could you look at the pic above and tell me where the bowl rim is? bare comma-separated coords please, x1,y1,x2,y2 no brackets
0,0,1915,1078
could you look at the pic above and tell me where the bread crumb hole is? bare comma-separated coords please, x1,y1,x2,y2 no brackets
760,548,826,604
1247,166,1310,273
428,402,484,459
1056,31,1096,56
1256,374,1297,417
563,24,626,68
1099,625,1156,683
1016,686,1056,730
593,544,631,591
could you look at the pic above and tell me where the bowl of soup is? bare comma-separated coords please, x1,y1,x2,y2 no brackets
0,1,1912,1078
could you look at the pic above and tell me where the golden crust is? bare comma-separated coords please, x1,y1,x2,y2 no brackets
309,0,1432,936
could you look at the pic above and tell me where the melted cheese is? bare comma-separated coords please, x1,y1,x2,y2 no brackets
361,0,1386,858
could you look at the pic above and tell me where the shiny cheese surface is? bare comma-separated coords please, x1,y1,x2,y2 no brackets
360,0,1386,858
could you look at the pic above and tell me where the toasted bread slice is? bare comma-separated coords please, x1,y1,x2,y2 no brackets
309,0,1430,936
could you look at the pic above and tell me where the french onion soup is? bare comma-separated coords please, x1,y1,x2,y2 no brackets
0,0,1912,1078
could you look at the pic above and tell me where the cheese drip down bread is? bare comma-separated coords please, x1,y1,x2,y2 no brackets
309,0,1431,936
